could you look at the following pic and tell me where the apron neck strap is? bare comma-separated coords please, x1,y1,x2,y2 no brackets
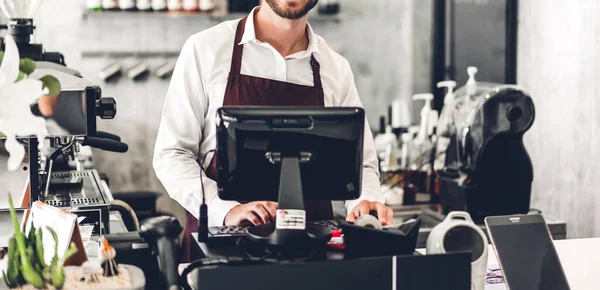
231,16,323,89
230,17,248,75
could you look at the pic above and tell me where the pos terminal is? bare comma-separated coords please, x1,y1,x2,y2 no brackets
212,107,364,250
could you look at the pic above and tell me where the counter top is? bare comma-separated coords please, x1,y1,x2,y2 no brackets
417,238,600,290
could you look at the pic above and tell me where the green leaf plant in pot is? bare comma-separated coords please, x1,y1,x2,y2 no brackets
2,194,77,289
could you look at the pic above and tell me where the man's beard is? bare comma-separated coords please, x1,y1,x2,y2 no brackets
264,0,319,20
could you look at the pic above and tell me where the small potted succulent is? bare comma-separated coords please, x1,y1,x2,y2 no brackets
2,194,78,289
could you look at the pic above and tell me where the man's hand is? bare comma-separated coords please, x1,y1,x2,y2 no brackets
347,200,394,226
224,201,278,226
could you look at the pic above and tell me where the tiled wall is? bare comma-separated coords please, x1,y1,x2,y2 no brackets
29,0,431,194
519,0,600,238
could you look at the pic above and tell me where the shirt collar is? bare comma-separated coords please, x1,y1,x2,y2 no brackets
238,7,320,56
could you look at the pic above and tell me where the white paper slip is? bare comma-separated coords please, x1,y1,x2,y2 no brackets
275,209,306,230
24,201,87,266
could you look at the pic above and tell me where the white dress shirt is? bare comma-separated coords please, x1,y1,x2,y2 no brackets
153,8,384,226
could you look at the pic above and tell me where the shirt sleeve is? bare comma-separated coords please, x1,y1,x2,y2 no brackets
338,60,385,213
153,38,240,227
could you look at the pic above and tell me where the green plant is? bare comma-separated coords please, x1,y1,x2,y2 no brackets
2,194,78,289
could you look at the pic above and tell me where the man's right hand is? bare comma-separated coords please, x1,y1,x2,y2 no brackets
224,201,278,226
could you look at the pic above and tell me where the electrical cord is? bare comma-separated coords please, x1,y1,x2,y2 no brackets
198,149,216,242
199,149,216,203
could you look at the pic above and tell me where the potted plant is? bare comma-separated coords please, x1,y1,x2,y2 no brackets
2,194,78,289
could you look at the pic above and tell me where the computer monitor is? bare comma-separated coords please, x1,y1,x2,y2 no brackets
215,107,365,248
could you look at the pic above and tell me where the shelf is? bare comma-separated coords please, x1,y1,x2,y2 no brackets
80,51,180,59
82,10,342,23
82,9,230,21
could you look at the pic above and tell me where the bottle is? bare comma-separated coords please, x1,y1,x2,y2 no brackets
198,0,215,11
434,80,457,171
410,93,434,171
436,81,456,136
183,0,198,11
400,133,412,169
137,0,152,11
152,0,167,11
167,0,183,10
378,115,386,134
391,98,411,136
466,66,478,96
412,93,434,145
102,0,119,10
119,0,135,10
428,110,438,138
86,0,103,11
374,124,398,163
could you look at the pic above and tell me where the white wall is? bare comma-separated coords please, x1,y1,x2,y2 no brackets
519,0,600,238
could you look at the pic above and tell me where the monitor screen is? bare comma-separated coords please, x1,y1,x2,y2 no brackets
216,107,364,202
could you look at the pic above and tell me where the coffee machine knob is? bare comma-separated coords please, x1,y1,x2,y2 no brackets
96,97,117,119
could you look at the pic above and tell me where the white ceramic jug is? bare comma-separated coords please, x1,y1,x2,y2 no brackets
426,211,487,290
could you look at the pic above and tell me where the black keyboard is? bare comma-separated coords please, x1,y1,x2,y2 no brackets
208,220,340,239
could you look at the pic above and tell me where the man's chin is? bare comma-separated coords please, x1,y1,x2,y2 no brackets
265,0,318,20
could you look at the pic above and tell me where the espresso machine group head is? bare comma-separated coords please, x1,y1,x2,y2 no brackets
1,18,65,65
437,83,535,222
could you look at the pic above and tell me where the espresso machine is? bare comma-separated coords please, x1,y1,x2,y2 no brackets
437,81,535,222
0,1,126,236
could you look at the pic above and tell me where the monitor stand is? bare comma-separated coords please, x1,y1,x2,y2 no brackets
246,156,332,249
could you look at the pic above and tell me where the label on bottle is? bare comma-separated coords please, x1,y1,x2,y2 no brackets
137,0,152,10
167,0,182,10
152,0,167,10
183,0,198,11
119,0,135,9
102,0,118,9
199,0,215,11
87,0,102,9
275,209,306,230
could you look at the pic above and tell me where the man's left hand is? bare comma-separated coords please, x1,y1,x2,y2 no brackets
346,200,394,226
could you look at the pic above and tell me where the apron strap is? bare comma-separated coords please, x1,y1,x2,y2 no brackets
310,54,323,89
230,17,248,75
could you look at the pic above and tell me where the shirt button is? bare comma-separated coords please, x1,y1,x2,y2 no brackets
276,59,287,81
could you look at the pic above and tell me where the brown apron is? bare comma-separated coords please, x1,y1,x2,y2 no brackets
182,16,333,261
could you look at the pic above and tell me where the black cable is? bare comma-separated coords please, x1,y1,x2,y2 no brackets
199,149,216,204
198,149,216,242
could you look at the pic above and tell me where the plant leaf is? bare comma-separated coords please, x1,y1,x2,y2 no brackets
19,58,36,75
39,75,61,97
61,242,78,264
35,228,48,268
3,270,13,288
16,70,24,82
46,226,59,265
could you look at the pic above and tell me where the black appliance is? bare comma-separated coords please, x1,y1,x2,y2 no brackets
437,83,535,222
